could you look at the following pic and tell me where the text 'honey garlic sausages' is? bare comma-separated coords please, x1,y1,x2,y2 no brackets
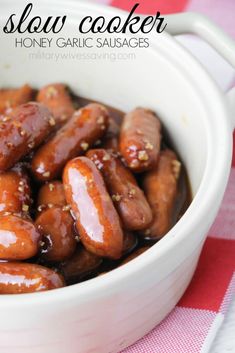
0,102,54,171
142,149,181,240
0,169,31,216
86,149,152,230
0,262,65,294
37,181,66,213
0,84,34,115
63,157,123,259
37,83,75,125
36,207,77,262
119,108,161,172
0,215,41,260
32,103,109,181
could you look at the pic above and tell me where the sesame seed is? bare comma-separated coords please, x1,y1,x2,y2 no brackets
37,205,45,212
20,129,26,136
48,203,53,208
81,142,89,151
18,186,24,193
19,181,24,186
130,159,139,168
75,235,80,242
138,150,149,161
40,241,45,247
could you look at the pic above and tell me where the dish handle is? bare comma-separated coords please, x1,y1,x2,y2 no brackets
166,12,235,129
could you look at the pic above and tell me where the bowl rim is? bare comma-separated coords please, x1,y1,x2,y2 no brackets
0,0,232,305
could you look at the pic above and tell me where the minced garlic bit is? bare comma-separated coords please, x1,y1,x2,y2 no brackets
138,150,149,161
145,141,154,150
62,205,71,212
130,159,139,168
81,142,89,151
48,183,55,191
112,194,122,202
2,116,10,122
49,116,56,126
22,204,29,212
46,86,58,98
97,116,105,124
40,241,45,247
42,171,50,178
128,189,136,197
144,229,151,236
172,160,181,180
102,153,110,161
75,236,80,242
136,129,143,135
28,141,35,149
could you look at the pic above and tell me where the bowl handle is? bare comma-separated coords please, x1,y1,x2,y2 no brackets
166,12,235,129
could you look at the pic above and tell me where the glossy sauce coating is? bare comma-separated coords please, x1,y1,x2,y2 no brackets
122,231,138,256
0,169,31,216
142,149,181,239
63,157,123,259
121,246,150,266
31,103,109,181
60,245,102,283
37,181,66,213
37,83,75,125
102,117,120,151
0,84,34,115
0,102,53,171
36,207,77,262
119,108,161,172
87,149,152,230
0,262,64,294
0,215,41,260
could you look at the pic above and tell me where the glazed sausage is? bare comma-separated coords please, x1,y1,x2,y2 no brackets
60,245,102,283
36,207,77,262
32,103,109,181
63,157,123,259
102,118,120,152
0,102,54,171
0,84,34,115
37,181,66,213
142,149,181,239
119,108,161,172
121,246,150,265
0,170,31,216
122,231,138,256
86,149,152,230
0,215,41,260
37,83,75,125
0,262,65,294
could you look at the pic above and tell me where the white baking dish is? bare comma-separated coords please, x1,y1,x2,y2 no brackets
0,1,235,352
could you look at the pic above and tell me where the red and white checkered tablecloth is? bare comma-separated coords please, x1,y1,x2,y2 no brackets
90,1,235,352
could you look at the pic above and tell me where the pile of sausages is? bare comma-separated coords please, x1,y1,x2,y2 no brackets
0,83,187,294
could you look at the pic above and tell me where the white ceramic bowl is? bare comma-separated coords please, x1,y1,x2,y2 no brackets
0,1,235,353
